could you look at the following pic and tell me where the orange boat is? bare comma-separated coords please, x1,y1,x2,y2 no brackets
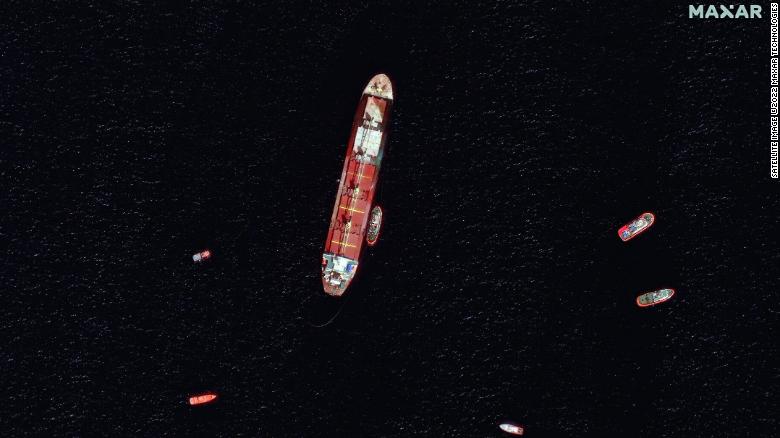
321,74,393,296
188,393,217,406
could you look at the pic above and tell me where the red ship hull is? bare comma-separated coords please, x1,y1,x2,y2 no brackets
321,74,393,296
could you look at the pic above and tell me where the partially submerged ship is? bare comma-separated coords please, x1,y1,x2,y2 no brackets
321,74,393,296
636,288,675,307
618,212,655,242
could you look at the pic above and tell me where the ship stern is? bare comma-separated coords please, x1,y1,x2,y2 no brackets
321,253,358,297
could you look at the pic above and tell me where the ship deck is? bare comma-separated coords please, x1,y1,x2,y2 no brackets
323,88,391,262
324,155,377,260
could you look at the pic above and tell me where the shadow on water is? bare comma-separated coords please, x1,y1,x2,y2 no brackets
303,251,380,331
305,291,348,328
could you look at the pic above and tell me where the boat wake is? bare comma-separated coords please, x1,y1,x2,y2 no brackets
304,293,349,328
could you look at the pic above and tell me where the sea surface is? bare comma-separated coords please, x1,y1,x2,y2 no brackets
1,1,776,437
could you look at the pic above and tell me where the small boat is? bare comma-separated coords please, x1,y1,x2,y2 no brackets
636,288,675,307
618,212,655,242
366,205,383,246
192,250,211,263
188,393,217,406
499,422,524,435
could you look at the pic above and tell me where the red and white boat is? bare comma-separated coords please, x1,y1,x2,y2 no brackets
188,392,217,406
636,288,675,307
192,250,211,263
618,212,655,242
499,422,524,435
321,74,393,296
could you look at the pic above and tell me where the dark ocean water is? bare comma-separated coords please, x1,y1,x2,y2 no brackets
1,1,777,436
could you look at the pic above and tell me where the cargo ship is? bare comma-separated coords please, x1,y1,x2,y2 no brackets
321,74,393,297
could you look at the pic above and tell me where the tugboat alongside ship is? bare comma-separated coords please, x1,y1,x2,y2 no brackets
366,205,383,246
